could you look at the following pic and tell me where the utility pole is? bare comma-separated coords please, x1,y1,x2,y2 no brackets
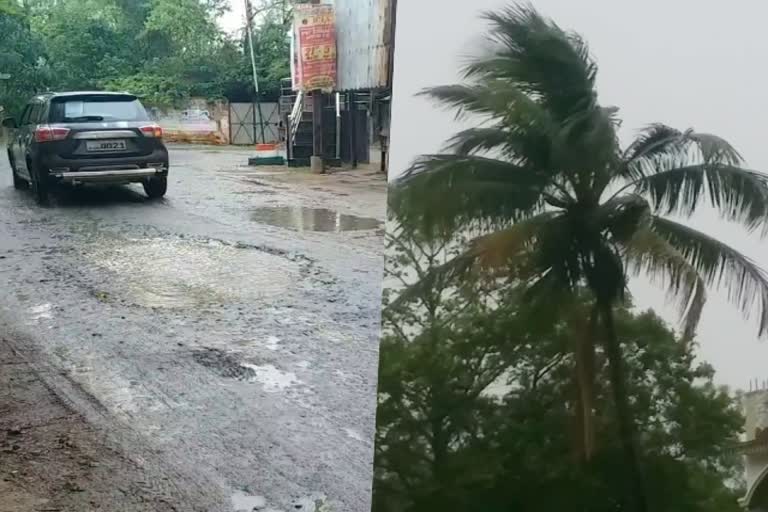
244,0,267,144
382,0,397,175
348,92,356,168
309,0,324,174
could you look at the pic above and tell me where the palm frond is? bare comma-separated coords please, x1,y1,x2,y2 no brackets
469,212,559,270
455,4,620,191
444,126,516,156
384,213,558,312
623,124,688,166
390,154,550,235
690,132,743,165
420,82,557,170
622,124,743,180
419,81,552,127
622,227,705,341
470,4,598,123
442,126,555,176
631,164,768,232
651,216,768,337
419,5,621,197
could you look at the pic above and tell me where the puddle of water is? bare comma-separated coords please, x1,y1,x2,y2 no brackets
264,335,280,351
29,303,54,321
84,238,300,308
343,428,364,442
250,207,381,233
229,492,328,512
241,363,300,392
231,491,267,511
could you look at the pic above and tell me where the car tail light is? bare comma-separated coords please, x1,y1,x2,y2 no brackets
34,125,70,143
140,125,163,138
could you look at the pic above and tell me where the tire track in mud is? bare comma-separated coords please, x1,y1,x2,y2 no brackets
0,327,230,512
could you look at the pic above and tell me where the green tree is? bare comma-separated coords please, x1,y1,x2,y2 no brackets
374,229,744,512
389,5,768,511
0,0,20,15
31,0,142,90
141,0,221,60
249,10,291,97
0,0,289,110
0,8,49,118
221,8,292,101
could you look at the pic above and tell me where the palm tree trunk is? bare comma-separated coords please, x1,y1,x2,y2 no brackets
572,305,597,461
599,301,648,512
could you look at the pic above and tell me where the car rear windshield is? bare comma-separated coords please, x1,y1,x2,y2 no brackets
49,96,150,123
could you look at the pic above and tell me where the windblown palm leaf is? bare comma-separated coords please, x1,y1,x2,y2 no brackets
650,216,768,334
622,226,705,342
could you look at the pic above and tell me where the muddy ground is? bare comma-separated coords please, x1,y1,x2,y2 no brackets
0,145,387,511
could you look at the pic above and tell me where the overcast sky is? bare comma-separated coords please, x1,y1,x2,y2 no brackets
388,0,768,390
218,0,245,34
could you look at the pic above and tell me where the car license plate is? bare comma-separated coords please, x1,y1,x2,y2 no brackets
85,140,127,152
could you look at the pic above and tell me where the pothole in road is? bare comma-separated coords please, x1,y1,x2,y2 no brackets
250,207,382,233
192,348,301,392
82,238,302,308
192,348,257,380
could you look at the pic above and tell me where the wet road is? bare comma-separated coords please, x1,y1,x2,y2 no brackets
0,145,386,511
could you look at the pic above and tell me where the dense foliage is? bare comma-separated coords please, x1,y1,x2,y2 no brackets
373,228,744,512
0,0,290,117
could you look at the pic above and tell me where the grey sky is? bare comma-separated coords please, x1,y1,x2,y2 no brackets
218,0,245,34
388,0,768,390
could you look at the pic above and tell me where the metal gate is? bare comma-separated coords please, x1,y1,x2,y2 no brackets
229,102,280,145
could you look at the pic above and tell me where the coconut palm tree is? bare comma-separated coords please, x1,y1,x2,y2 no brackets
389,5,768,512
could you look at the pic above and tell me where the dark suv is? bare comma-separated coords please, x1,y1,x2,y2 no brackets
3,91,169,204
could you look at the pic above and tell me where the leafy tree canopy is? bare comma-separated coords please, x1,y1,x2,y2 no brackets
0,0,290,116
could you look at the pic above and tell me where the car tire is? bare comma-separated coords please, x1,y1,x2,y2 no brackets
28,159,49,205
143,176,167,199
8,151,28,190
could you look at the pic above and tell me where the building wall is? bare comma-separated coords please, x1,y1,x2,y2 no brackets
290,0,393,91
147,99,230,145
742,391,768,508
333,0,394,91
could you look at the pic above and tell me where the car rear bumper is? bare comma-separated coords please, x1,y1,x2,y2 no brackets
52,167,164,184
38,147,169,173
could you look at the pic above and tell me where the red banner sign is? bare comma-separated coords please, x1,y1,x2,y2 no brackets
293,5,337,91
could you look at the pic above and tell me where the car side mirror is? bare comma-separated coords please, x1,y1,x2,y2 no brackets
1,117,17,129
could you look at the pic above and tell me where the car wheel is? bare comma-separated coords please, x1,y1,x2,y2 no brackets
7,151,27,190
28,159,49,205
143,176,167,199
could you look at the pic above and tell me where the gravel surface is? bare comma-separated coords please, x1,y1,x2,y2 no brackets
0,145,387,512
